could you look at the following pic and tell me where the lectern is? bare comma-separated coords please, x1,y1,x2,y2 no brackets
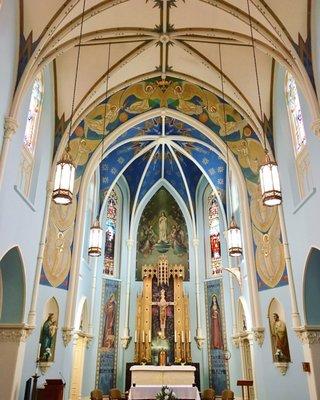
36,379,64,400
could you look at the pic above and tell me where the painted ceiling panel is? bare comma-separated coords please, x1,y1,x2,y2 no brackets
99,141,152,201
164,148,190,210
137,147,162,204
178,141,226,193
123,148,156,207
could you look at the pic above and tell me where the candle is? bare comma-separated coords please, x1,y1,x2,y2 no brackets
181,330,185,343
134,330,137,343
142,331,145,343
149,330,151,343
37,343,41,360
174,330,177,343
188,330,191,343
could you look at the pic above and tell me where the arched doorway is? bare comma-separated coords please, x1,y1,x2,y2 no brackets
0,246,27,400
304,247,320,325
0,246,25,323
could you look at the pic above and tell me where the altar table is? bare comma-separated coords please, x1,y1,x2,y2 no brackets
129,385,200,400
130,365,196,386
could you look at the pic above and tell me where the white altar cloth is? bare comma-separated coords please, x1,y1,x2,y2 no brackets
130,365,196,386
129,385,200,400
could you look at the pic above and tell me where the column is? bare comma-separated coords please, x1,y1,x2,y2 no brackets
27,180,53,327
0,116,18,189
296,327,320,399
0,324,30,400
193,237,205,349
278,205,301,328
121,238,133,348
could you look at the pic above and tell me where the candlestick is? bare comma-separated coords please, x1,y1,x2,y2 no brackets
37,343,41,360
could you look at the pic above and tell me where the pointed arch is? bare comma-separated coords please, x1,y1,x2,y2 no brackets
303,247,320,325
0,246,26,323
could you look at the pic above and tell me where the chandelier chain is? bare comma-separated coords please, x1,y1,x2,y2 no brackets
67,0,87,149
218,43,234,219
246,0,266,151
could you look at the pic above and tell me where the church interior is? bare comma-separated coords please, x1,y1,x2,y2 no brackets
1,0,320,399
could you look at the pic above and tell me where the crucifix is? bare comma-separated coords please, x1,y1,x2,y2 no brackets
152,289,174,339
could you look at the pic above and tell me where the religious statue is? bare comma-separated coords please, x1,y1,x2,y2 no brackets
153,289,174,339
210,294,224,350
271,313,291,362
158,212,168,243
102,293,116,350
39,313,58,362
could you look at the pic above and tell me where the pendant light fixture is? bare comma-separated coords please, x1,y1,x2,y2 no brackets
52,0,86,205
218,44,243,257
247,0,282,206
88,43,111,257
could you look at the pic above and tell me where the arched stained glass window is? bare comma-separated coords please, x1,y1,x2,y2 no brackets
285,72,312,198
208,193,222,277
104,189,118,275
24,74,44,154
18,73,44,198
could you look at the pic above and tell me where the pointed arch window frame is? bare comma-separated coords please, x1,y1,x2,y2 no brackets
284,72,312,199
206,189,223,278
18,72,44,198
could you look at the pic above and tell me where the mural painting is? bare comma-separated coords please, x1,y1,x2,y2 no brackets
136,187,189,280
96,279,120,394
46,76,286,291
205,279,228,395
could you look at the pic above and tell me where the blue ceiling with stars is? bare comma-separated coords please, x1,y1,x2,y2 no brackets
99,117,226,218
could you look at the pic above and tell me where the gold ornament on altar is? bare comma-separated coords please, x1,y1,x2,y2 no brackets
134,255,192,364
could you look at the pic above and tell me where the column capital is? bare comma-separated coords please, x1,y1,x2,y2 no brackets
127,238,134,248
311,118,320,137
192,238,199,247
4,116,18,140
252,326,265,347
0,324,33,343
294,325,320,344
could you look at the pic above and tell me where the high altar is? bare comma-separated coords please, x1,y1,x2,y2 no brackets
134,255,192,364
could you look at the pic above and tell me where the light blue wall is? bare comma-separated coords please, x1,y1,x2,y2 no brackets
0,0,19,148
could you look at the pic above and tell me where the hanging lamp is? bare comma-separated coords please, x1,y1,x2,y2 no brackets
88,43,112,257
218,44,243,257
52,0,87,205
227,216,243,257
247,0,282,206
88,219,103,257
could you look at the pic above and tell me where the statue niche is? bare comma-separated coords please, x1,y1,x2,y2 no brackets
134,255,191,365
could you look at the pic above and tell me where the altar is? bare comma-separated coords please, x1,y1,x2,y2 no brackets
130,365,196,386
129,385,201,400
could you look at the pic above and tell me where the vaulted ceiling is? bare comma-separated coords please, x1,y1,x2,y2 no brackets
20,0,313,134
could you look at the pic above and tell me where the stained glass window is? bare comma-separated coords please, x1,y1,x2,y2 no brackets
104,189,118,275
208,193,222,277
285,73,307,154
23,74,44,154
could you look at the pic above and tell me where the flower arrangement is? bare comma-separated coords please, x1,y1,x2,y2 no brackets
155,386,177,400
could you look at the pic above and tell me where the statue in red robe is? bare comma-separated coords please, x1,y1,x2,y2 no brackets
102,293,116,350
210,294,224,350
